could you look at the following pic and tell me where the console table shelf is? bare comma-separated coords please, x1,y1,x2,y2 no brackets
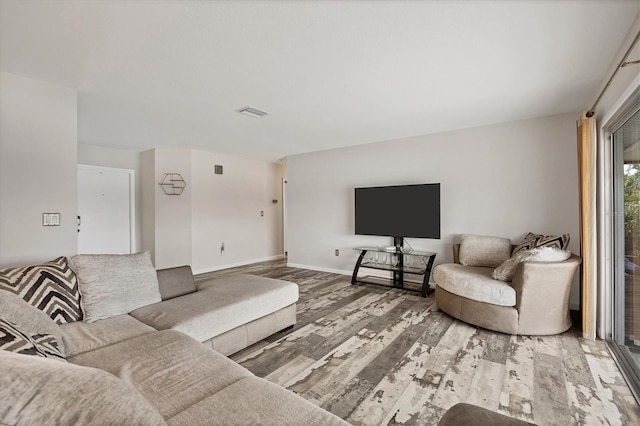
359,261,427,275
351,247,437,297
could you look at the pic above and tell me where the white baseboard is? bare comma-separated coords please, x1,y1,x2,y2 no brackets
286,262,352,276
193,255,284,275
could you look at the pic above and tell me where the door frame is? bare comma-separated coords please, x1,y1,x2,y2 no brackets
282,178,287,257
77,164,136,254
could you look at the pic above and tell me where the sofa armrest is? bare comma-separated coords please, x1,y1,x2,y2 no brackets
156,265,197,300
511,255,581,334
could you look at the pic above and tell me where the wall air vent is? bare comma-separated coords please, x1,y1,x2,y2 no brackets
236,106,269,118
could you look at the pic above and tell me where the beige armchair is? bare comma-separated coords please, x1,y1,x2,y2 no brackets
433,244,581,335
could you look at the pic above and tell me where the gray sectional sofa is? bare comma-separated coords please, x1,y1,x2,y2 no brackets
0,254,348,425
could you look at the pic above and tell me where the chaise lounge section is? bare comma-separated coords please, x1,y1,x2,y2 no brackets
131,268,298,355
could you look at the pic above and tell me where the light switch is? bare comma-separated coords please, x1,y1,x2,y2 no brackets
42,213,61,226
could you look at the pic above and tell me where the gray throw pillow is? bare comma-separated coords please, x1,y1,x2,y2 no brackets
156,265,197,300
458,234,512,268
71,252,162,322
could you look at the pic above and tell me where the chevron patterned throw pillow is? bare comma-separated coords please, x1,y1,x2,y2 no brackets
512,232,570,255
0,317,65,361
0,257,82,324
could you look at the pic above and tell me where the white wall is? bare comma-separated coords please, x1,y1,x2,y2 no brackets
190,151,285,273
141,148,285,272
153,148,193,269
77,143,142,252
0,72,77,267
140,149,156,264
287,112,581,305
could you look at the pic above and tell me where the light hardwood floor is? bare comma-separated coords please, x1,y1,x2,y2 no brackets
196,260,640,425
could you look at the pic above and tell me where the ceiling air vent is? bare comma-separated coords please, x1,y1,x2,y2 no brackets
236,106,269,118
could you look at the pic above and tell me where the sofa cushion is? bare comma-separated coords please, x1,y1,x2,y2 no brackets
436,287,519,335
131,274,298,343
434,263,516,306
0,290,65,356
0,350,166,425
458,234,512,268
60,314,156,357
166,376,350,426
69,330,252,420
156,265,197,300
0,257,82,324
71,252,162,322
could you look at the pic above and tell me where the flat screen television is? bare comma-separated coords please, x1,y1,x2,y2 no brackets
354,183,440,240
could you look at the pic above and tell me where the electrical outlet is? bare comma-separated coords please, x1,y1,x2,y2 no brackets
335,249,339,256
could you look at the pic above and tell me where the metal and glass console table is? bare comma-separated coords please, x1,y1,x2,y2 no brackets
351,247,437,297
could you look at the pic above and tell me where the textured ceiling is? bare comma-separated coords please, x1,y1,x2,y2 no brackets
1,0,639,161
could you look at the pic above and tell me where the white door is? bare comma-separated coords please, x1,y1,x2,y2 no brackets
77,165,135,254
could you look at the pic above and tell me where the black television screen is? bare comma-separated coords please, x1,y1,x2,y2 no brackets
354,183,440,239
